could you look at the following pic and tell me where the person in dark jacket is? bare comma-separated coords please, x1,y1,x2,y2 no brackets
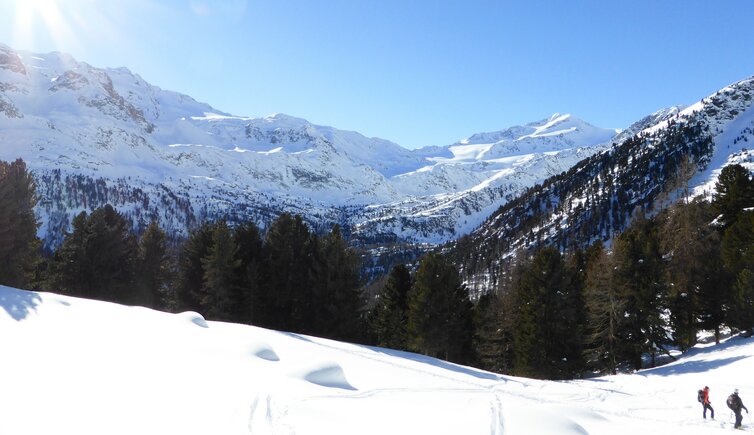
727,389,749,429
701,386,714,419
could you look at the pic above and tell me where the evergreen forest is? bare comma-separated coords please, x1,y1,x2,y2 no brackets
2,157,754,379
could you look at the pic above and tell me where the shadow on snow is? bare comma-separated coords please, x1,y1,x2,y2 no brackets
640,335,754,377
0,286,41,321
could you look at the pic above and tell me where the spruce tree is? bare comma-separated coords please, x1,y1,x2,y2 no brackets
721,211,754,334
200,220,241,321
613,214,668,368
511,247,584,379
260,213,313,332
0,159,40,289
173,222,215,312
407,252,473,363
659,201,720,349
136,221,170,309
234,221,263,324
373,264,413,350
473,292,509,373
50,212,89,295
310,224,365,341
50,205,137,303
712,164,754,230
583,243,623,374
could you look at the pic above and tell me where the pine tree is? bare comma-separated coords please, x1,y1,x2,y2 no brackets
259,213,313,332
49,212,89,295
583,243,624,374
233,221,263,324
0,159,40,289
136,221,170,309
473,292,509,373
373,264,413,350
407,252,473,363
563,249,587,374
712,163,754,230
310,224,365,341
511,246,584,379
613,214,668,368
659,201,720,349
50,205,137,303
199,220,241,321
731,269,754,335
721,211,754,334
173,222,215,312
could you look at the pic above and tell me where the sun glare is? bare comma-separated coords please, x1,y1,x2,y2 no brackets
12,0,75,51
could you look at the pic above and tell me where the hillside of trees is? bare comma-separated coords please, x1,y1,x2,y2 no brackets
450,81,754,293
450,114,716,293
3,157,754,379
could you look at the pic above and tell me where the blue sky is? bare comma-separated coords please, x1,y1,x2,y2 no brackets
1,0,754,149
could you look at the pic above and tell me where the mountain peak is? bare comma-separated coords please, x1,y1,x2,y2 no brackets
262,113,311,126
458,114,615,147
548,112,569,121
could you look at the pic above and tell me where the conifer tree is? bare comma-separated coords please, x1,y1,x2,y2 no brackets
234,221,263,324
200,220,241,321
613,214,668,368
407,252,473,363
173,222,215,311
0,159,40,289
136,220,170,309
583,243,624,374
511,246,583,379
260,213,313,332
50,212,88,294
373,264,413,350
731,270,754,335
712,164,754,230
721,210,754,334
473,292,509,373
50,205,137,303
310,224,365,341
659,201,720,349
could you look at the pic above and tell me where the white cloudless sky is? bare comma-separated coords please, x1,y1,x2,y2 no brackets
1,0,754,149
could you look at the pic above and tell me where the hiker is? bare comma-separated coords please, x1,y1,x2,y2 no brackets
700,386,714,419
727,389,749,429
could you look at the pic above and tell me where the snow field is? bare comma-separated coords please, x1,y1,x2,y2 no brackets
1,285,753,434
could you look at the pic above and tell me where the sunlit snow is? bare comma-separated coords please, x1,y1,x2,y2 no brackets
1,285,752,434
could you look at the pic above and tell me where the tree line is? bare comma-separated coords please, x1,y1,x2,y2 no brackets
464,163,754,378
1,158,473,357
452,111,717,294
3,157,753,378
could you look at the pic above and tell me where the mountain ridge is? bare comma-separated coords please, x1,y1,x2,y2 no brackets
449,75,754,293
0,44,620,252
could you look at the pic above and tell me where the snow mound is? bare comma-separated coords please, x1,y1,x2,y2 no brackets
247,342,279,361
298,361,356,390
176,311,208,328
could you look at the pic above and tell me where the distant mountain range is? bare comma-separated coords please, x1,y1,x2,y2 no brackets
0,43,622,252
3,43,753,288
449,76,754,293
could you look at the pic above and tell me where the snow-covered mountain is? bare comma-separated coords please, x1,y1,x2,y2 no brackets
0,44,619,248
451,75,754,292
2,283,752,434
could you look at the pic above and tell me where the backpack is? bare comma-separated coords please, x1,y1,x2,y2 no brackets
728,394,741,412
698,389,704,403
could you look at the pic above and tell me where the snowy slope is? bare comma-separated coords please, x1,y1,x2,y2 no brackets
0,44,618,246
1,284,752,435
456,76,754,294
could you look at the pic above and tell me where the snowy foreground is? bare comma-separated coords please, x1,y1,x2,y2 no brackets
1,285,752,434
